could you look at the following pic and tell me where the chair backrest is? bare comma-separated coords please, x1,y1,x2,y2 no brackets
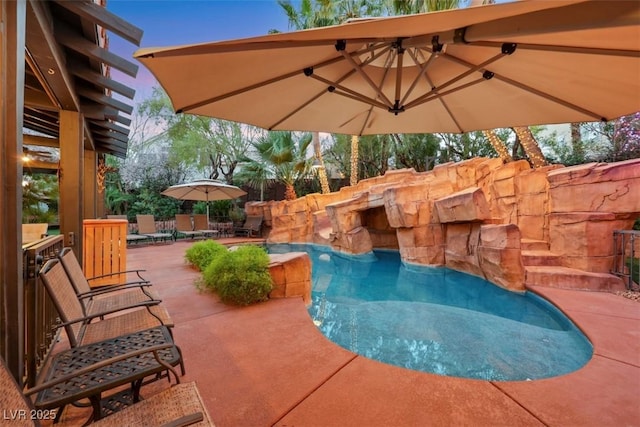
175,214,194,232
0,358,36,427
39,259,86,347
136,215,158,234
58,247,92,295
243,215,263,232
22,223,48,244
192,214,209,231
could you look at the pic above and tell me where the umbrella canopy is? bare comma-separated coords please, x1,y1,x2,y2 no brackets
162,179,247,218
162,179,247,202
135,0,640,135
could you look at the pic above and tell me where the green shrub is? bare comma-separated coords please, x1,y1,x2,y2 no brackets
185,240,227,271
202,245,273,306
633,217,640,231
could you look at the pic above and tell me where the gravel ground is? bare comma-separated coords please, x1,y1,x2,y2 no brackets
616,290,640,302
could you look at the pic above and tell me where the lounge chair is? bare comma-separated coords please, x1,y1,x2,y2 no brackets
38,259,170,347
106,215,149,245
193,214,219,239
136,215,173,243
1,350,212,426
58,247,173,327
22,223,49,245
175,214,204,240
233,215,263,237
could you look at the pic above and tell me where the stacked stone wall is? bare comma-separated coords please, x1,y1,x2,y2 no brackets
255,157,640,291
548,159,640,273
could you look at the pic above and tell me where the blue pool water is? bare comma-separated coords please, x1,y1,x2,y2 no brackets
268,243,593,381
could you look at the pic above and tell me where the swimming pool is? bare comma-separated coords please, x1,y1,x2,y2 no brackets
268,243,593,381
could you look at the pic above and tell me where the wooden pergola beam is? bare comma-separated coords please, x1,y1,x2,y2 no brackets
94,137,128,150
79,103,118,120
77,87,134,115
92,129,129,144
88,119,129,136
71,66,136,99
52,0,143,45
23,134,59,147
24,86,56,110
26,0,79,111
55,24,138,77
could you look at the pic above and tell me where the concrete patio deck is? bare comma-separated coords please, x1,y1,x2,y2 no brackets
60,239,639,426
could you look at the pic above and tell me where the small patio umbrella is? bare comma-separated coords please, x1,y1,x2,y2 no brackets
161,179,247,219
135,0,639,135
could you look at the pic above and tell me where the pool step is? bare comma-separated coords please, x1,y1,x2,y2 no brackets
521,250,562,267
521,239,550,251
524,266,625,292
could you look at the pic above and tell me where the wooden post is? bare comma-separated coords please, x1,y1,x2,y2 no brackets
84,149,97,219
59,110,84,261
0,0,26,382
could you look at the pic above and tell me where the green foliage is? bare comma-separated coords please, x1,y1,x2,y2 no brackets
137,87,259,184
202,245,273,306
325,133,394,181
228,205,245,223
633,218,640,231
392,133,440,172
438,131,496,163
185,240,228,271
237,131,313,199
128,186,181,220
22,174,58,223
194,200,233,220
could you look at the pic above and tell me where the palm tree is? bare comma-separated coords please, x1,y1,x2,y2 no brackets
238,131,313,201
278,1,389,190
278,1,337,193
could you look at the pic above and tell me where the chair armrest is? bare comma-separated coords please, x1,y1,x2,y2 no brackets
88,269,148,282
77,282,153,299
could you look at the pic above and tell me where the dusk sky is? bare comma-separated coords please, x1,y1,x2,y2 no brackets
108,0,297,101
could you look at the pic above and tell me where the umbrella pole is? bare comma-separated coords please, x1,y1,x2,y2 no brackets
206,190,210,227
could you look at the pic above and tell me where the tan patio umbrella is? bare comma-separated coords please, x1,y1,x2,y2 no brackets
135,0,640,135
161,179,247,219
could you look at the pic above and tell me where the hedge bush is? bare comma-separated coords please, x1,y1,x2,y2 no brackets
185,240,227,271
202,245,272,306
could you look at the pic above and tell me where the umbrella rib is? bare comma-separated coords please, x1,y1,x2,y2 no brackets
137,38,389,58
268,43,391,129
401,48,438,107
176,54,347,113
269,68,359,130
332,89,388,110
409,76,489,110
404,52,504,110
439,49,607,121
337,108,372,134
419,68,465,134
313,75,390,110
339,46,394,108
469,41,640,59
358,105,376,136
492,74,606,121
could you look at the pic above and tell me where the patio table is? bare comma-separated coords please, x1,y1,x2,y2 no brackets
33,326,182,423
